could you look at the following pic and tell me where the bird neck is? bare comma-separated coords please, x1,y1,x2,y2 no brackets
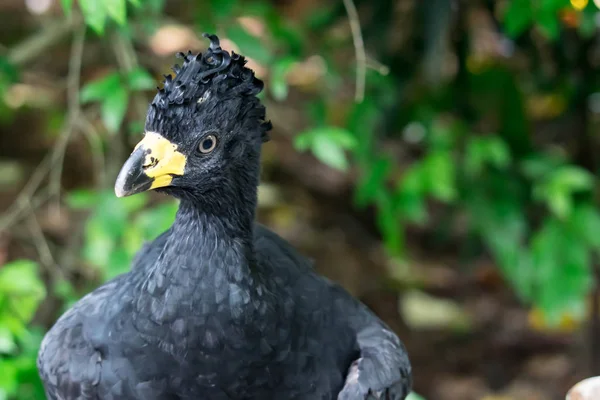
134,200,263,325
169,199,257,270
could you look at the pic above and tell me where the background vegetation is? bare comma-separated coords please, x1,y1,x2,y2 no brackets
1,0,600,398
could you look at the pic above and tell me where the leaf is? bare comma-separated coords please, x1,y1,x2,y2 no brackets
401,290,471,331
295,126,357,171
0,360,17,397
0,260,45,299
120,192,149,213
533,165,594,218
570,204,600,250
464,136,511,176
376,192,404,256
225,25,272,64
79,0,108,34
406,393,427,400
60,0,74,17
269,57,296,101
0,261,45,332
104,0,127,26
503,0,533,37
53,279,77,303
127,68,155,91
0,326,16,354
209,0,237,18
355,156,392,207
106,247,131,279
423,150,457,202
135,201,178,240
530,218,592,322
66,189,98,209
294,126,357,151
80,73,121,103
537,9,561,40
83,216,116,267
101,85,129,133
311,135,350,171
553,166,595,191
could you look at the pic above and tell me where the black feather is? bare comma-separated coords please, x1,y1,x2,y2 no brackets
37,33,410,400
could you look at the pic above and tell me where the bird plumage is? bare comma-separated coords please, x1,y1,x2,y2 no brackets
37,33,411,400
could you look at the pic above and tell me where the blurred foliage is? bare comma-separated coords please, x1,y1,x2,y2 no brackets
2,0,600,398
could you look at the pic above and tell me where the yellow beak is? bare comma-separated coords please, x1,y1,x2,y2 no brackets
114,132,187,197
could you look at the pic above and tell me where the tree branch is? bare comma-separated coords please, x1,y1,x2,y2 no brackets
342,0,367,103
8,17,79,67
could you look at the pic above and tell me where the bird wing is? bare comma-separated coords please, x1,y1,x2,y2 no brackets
253,224,412,399
37,280,120,399
329,281,412,400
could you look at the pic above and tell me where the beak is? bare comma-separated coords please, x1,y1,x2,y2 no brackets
114,132,187,197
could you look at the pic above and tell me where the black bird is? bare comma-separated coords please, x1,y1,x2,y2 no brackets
37,34,412,400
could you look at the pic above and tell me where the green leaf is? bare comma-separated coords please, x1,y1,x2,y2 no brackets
80,73,121,103
533,165,594,218
83,216,116,267
135,201,178,240
547,191,571,219
311,134,351,171
0,260,45,299
128,0,141,7
127,68,155,91
537,9,561,40
579,6,597,37
270,57,296,101
209,0,237,18
120,192,149,213
355,156,392,207
531,218,592,321
395,186,427,225
376,192,404,256
0,326,16,354
570,204,600,250
294,127,357,151
66,189,98,209
53,279,77,303
225,25,272,64
0,261,45,332
80,0,108,34
406,392,427,400
423,151,457,202
101,85,129,133
0,360,17,396
503,0,533,37
464,136,511,176
553,166,594,191
104,0,127,26
294,126,357,171
60,0,74,17
106,247,131,279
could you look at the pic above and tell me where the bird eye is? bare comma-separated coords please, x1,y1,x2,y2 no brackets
198,135,217,154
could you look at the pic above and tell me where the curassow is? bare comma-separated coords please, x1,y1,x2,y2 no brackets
37,34,412,400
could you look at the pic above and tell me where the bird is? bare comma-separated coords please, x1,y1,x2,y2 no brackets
37,33,412,400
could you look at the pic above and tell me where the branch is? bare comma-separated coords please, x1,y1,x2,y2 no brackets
112,32,148,119
342,0,367,103
49,26,86,214
78,115,106,189
23,199,57,271
0,25,86,232
8,17,79,67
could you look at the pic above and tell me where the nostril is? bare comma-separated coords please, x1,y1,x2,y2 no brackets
143,156,159,170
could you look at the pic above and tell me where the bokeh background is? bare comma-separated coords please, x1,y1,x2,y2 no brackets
2,0,600,399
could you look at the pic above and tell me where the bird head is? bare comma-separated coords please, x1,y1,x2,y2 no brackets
114,33,271,203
